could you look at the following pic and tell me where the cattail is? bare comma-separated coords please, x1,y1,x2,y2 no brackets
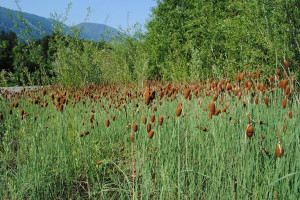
282,124,286,133
147,123,151,132
89,114,94,123
215,108,221,116
105,119,110,127
259,135,265,139
34,98,38,104
59,104,63,111
79,133,84,137
275,130,284,157
275,143,284,157
20,109,24,116
243,100,246,107
132,124,138,132
262,147,269,154
148,130,154,139
208,102,215,119
176,103,182,117
202,127,207,132
151,115,155,123
289,111,292,119
246,125,254,137
120,146,125,151
284,59,290,68
264,97,268,108
153,106,157,112
111,115,115,121
145,94,150,105
15,102,19,108
255,96,258,105
184,87,191,99
142,116,147,124
130,132,134,143
282,98,287,109
97,160,102,165
0,114,3,120
212,93,218,101
158,116,163,126
84,131,90,135
8,109,12,115
167,114,170,119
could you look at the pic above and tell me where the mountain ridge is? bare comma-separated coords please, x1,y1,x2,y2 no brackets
0,6,121,41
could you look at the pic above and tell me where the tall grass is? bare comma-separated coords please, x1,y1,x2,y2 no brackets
0,77,299,199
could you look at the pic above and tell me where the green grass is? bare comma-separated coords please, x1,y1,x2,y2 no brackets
0,81,299,199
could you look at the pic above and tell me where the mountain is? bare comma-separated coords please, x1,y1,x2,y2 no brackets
78,22,121,41
0,6,121,41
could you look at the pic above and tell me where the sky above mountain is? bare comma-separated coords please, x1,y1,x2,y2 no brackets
1,0,157,31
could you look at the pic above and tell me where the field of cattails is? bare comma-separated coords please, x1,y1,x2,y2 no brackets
0,69,299,199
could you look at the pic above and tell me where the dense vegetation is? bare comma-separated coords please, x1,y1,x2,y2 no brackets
0,0,299,86
0,1,299,199
0,70,299,199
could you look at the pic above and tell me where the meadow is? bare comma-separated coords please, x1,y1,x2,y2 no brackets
0,70,299,199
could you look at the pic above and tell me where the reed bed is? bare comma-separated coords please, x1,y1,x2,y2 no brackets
0,71,299,199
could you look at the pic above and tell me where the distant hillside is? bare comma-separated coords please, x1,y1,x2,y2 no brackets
78,22,121,42
0,6,121,41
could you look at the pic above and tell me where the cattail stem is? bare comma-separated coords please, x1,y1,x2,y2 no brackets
131,140,135,200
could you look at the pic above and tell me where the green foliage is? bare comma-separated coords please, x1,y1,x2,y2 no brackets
145,0,300,81
1,0,299,86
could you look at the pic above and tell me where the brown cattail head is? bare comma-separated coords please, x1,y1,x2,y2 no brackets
20,109,24,116
148,130,154,139
212,93,218,101
264,97,268,108
89,114,94,123
176,103,182,117
142,116,147,124
132,124,138,132
59,104,63,112
97,160,102,165
215,108,221,116
202,127,207,132
0,114,3,120
275,143,284,157
282,98,287,109
208,102,215,118
130,132,134,143
111,115,116,121
105,119,110,127
284,60,290,68
151,115,155,123
289,111,293,119
145,94,151,105
184,87,191,99
147,123,151,132
120,146,125,151
246,125,254,137
255,96,258,105
158,116,164,126
282,124,286,133
8,109,12,115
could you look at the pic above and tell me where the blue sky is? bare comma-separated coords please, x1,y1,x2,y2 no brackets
1,0,157,31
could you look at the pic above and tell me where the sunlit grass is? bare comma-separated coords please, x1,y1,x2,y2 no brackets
0,77,299,199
